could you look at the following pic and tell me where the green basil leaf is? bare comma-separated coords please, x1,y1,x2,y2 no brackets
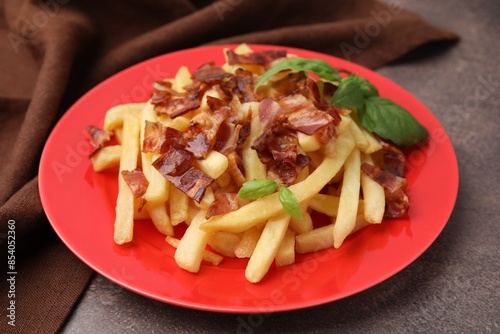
278,185,303,220
237,179,277,200
359,77,378,98
360,96,429,147
255,57,342,90
330,74,366,111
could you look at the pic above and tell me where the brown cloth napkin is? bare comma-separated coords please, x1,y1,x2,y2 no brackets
0,0,458,333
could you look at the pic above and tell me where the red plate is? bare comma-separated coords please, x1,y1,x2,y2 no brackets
39,45,458,313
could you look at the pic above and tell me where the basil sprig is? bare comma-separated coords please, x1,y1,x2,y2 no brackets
237,179,303,220
254,57,342,90
331,74,428,147
256,58,428,147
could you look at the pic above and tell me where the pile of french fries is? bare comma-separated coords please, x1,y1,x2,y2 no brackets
89,45,387,283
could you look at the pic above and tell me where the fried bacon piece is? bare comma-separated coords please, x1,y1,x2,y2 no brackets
151,80,207,118
267,154,311,186
226,49,287,68
260,94,337,136
284,108,334,135
167,167,214,203
142,122,185,154
87,125,112,157
258,98,285,131
213,121,242,155
205,193,241,219
121,169,149,198
271,72,307,98
234,68,257,102
142,121,167,154
185,96,231,159
152,147,214,203
153,147,193,176
164,98,201,118
380,140,406,177
361,163,409,218
121,169,149,211
193,62,232,83
226,151,247,187
252,124,311,185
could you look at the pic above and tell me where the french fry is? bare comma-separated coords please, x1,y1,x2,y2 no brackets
114,110,141,244
360,153,385,223
298,132,321,152
173,66,192,92
216,170,232,188
194,150,228,179
174,208,212,273
195,186,215,210
169,185,189,226
245,213,290,283
242,110,267,181
166,236,222,266
296,224,334,254
140,102,159,180
234,226,262,258
133,198,150,220
91,145,122,172
275,228,296,267
144,153,170,203
104,103,146,131
114,127,124,144
338,115,352,135
168,115,191,132
208,231,242,258
309,193,365,217
348,116,370,151
200,130,356,233
288,203,313,234
360,127,382,154
333,148,361,248
296,214,370,253
146,201,174,236
309,194,340,217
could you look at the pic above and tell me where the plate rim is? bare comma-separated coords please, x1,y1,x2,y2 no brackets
39,43,459,313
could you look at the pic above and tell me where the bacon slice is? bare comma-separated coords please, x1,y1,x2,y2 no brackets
206,193,241,219
284,108,334,135
193,62,232,83
380,140,406,177
258,94,336,136
142,121,167,153
252,124,310,185
234,68,257,102
151,79,207,118
152,148,214,203
258,98,284,131
237,117,251,146
361,163,409,218
185,96,231,159
226,49,287,68
213,121,242,155
226,151,246,187
121,169,149,198
166,167,214,203
267,154,311,186
271,72,307,98
87,125,112,157
164,98,201,118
